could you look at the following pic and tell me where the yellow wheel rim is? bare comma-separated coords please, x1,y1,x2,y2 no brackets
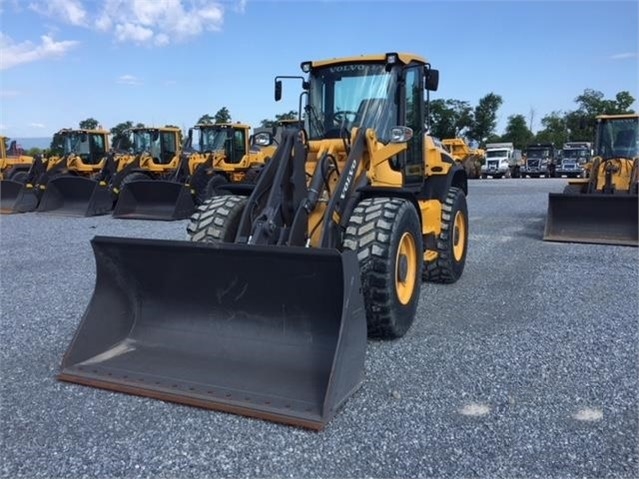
452,210,466,262
395,232,418,305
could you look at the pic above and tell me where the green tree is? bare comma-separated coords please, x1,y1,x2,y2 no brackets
535,111,569,146
79,118,100,130
501,114,534,149
214,107,231,124
26,147,43,156
259,110,299,128
566,89,636,141
468,93,503,145
110,121,134,150
428,99,473,140
197,114,214,125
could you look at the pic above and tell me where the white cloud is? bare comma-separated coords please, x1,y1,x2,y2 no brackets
117,74,143,86
610,52,637,60
0,33,79,70
164,80,177,86
0,124,7,131
29,122,46,128
28,0,87,26
96,0,225,46
0,89,21,98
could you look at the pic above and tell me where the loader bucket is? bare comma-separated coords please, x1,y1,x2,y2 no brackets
0,180,39,214
37,176,114,217
112,180,195,221
544,193,638,246
58,237,367,430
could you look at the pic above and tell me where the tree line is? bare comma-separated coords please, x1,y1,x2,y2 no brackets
19,88,634,157
429,88,635,149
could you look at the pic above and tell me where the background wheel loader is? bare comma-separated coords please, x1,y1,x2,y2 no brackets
544,114,638,246
185,122,277,204
111,127,194,220
34,128,116,216
0,136,35,213
58,53,470,430
442,138,485,179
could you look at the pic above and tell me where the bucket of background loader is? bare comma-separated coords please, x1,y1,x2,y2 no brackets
58,237,367,430
112,180,195,220
544,193,638,246
0,180,39,214
37,176,114,217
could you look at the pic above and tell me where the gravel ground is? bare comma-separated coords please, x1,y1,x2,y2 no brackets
1,178,637,478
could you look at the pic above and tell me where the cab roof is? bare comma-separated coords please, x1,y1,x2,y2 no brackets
311,53,427,68
195,123,250,129
596,114,639,120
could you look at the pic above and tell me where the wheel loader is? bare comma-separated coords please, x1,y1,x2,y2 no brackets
111,126,196,220
544,114,638,246
58,53,470,430
442,138,485,179
184,122,277,204
0,136,35,213
33,128,117,216
1,129,116,215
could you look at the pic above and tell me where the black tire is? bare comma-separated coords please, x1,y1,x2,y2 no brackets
423,187,468,284
343,197,423,340
187,194,247,243
121,172,149,188
204,174,229,200
481,174,487,179
530,174,539,179
10,171,28,183
563,184,584,194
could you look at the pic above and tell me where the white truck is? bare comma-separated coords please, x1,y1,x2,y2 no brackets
481,142,523,178
556,141,592,178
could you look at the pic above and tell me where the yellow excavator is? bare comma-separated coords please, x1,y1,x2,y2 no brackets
59,53,470,430
111,126,193,220
0,136,35,213
544,114,638,246
442,138,485,179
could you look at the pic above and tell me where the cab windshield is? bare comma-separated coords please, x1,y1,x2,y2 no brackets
129,130,161,157
562,149,589,159
307,63,398,141
525,148,550,158
61,133,90,155
486,150,507,158
597,117,638,159
196,127,229,152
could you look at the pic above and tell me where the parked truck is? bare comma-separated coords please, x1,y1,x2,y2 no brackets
481,142,523,178
521,143,557,178
555,141,592,178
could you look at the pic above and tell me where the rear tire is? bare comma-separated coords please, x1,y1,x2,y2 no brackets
423,187,468,284
204,174,229,199
343,197,423,340
187,194,247,243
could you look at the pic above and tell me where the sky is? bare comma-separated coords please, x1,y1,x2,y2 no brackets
0,0,637,140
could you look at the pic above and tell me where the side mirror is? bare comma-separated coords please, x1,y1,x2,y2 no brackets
425,69,439,92
275,80,282,101
254,132,273,147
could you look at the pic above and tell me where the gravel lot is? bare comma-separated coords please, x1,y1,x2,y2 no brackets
1,178,637,478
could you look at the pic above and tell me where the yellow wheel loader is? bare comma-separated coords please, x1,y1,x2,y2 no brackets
442,138,486,179
185,122,277,204
34,129,116,216
544,114,638,246
111,127,196,220
0,136,35,213
58,53,470,430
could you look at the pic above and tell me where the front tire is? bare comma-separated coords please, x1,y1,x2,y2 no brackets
343,197,423,340
187,194,247,243
423,187,468,284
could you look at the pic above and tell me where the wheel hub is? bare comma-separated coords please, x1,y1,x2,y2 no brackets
397,254,408,282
